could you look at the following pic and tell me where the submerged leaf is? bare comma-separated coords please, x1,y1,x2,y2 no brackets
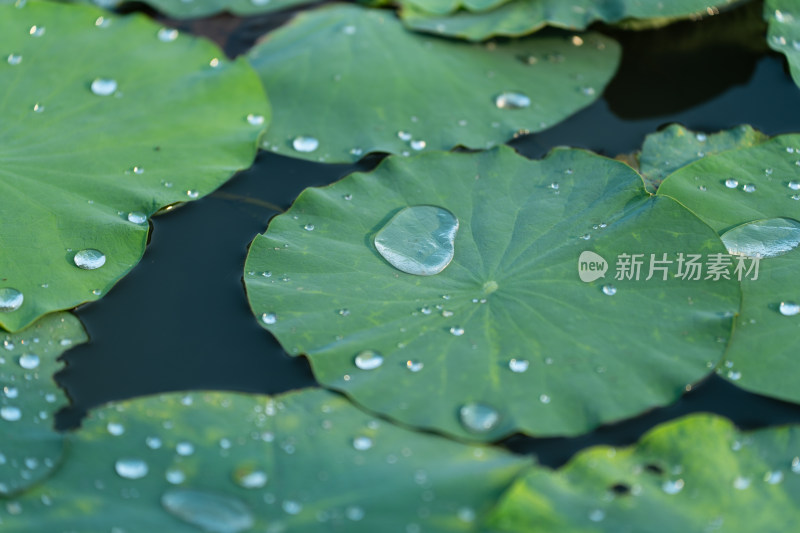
245,146,739,441
247,4,620,163
0,2,269,331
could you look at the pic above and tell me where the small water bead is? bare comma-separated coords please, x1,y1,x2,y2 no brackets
449,326,465,336
1,406,22,421
350,148,363,156
91,78,117,96
549,182,559,190
580,234,591,240
494,91,530,109
162,489,254,533
95,16,112,27
158,28,179,42
353,436,374,451
166,468,186,485
127,212,147,224
7,54,22,65
397,131,412,141
184,190,198,200
725,178,739,188
410,140,426,151
539,394,551,404
698,185,707,192
793,195,800,201
261,312,277,325
733,476,751,490
779,302,800,316
210,58,220,68
727,370,742,380
374,206,458,276
742,184,757,193
580,86,596,96
441,310,453,318
246,113,264,126
346,506,365,521
234,468,268,489
73,249,106,270
33,103,44,113
145,436,162,449
601,284,618,296
115,458,149,479
342,25,357,35
304,223,315,231
508,359,529,373
176,441,195,456
4,387,18,399
662,479,684,494
17,353,39,370
0,288,24,312
406,360,424,372
337,308,350,316
29,25,45,37
695,132,708,142
588,509,605,522
354,350,383,370
282,500,302,515
459,403,500,433
789,181,800,191
292,136,319,153
765,470,784,484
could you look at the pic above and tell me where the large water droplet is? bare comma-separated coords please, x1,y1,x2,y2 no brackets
292,136,319,153
494,91,530,109
162,489,254,533
0,406,21,421
18,353,40,370
91,78,117,96
233,467,268,489
459,403,500,433
73,249,106,269
721,218,800,259
779,302,800,316
374,205,458,276
354,350,383,370
0,288,24,312
115,458,148,479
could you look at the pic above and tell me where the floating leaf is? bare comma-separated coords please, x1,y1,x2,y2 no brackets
0,389,528,531
401,0,741,42
247,4,619,163
401,0,512,16
765,0,800,88
488,414,800,532
74,0,310,18
634,124,768,192
245,146,739,441
658,134,800,403
0,313,87,497
0,2,268,332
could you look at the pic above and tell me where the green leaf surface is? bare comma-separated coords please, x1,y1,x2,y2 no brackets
635,124,768,192
247,4,620,163
72,0,311,18
0,1,268,331
487,414,800,532
658,135,800,403
0,313,87,497
765,0,800,88
0,389,528,532
245,146,739,441
400,0,512,16
401,0,739,42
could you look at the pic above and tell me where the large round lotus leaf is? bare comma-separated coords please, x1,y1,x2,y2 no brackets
487,414,800,532
0,1,269,332
247,4,620,163
657,134,800,404
74,0,311,18
244,146,740,441
0,389,528,532
400,0,740,42
0,313,87,497
633,124,768,192
400,0,512,16
765,0,800,89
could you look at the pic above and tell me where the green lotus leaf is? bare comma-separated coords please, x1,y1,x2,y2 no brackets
400,0,512,17
244,146,740,441
765,0,800,88
247,4,620,163
658,134,800,404
72,0,311,18
0,1,269,332
400,0,741,42
0,313,87,497
487,414,800,532
632,124,768,192
0,389,528,531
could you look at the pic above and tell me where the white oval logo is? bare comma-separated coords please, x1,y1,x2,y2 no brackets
578,251,608,282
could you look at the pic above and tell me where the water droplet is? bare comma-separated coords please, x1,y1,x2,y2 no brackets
127,212,147,224
184,190,198,199
790,181,800,191
246,113,264,126
0,406,21,421
698,185,707,191
580,86,596,96
733,476,751,490
459,403,500,433
4,387,18,399
727,370,742,380
539,394,551,404
282,500,302,515
261,312,277,325
145,436,162,449
342,25,356,35
158,28,179,42
107,422,124,436
33,103,44,113
581,234,591,240
588,509,605,522
115,458,148,479
494,91,530,109
354,350,383,370
350,148,363,156
406,360,424,372
449,326,465,336
695,133,707,142
374,205,458,276
234,467,268,489
662,479,684,494
209,58,220,68
337,308,350,317
304,223,315,231
346,506,365,521
721,218,800,259
0,288,24,312
73,249,106,270
166,468,186,484
29,25,45,37
162,489,254,533
16,353,38,370
765,470,784,484
91,78,117,96
353,436,373,451
410,140,426,151
397,131,412,141
293,136,319,153
508,358,529,373
176,442,194,456
7,54,22,65
602,284,617,296
779,302,800,316
742,184,757,193
724,178,739,188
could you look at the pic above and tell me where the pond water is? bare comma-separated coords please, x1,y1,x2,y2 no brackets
58,1,800,467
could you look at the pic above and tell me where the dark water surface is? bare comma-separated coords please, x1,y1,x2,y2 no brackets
58,1,800,468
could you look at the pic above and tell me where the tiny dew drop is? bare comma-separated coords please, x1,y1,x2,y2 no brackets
789,181,800,191
29,25,45,37
7,54,22,65
539,394,551,404
176,441,194,456
724,178,739,188
186,190,199,199
114,458,148,479
292,136,319,153
261,312,277,325
233,467,268,489
449,326,465,336
162,489,254,533
397,131,412,141
779,302,800,316
0,288,24,312
406,360,424,372
157,28,179,42
459,402,500,433
602,284,617,296
354,350,383,370
91,78,117,96
73,249,106,270
127,212,147,224
494,91,530,109
282,500,302,515
352,436,373,451
304,223,315,231
662,479,684,494
508,358,529,373
106,422,124,436
246,113,264,126
742,184,756,193
18,353,40,370
166,468,186,485
410,140,426,151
